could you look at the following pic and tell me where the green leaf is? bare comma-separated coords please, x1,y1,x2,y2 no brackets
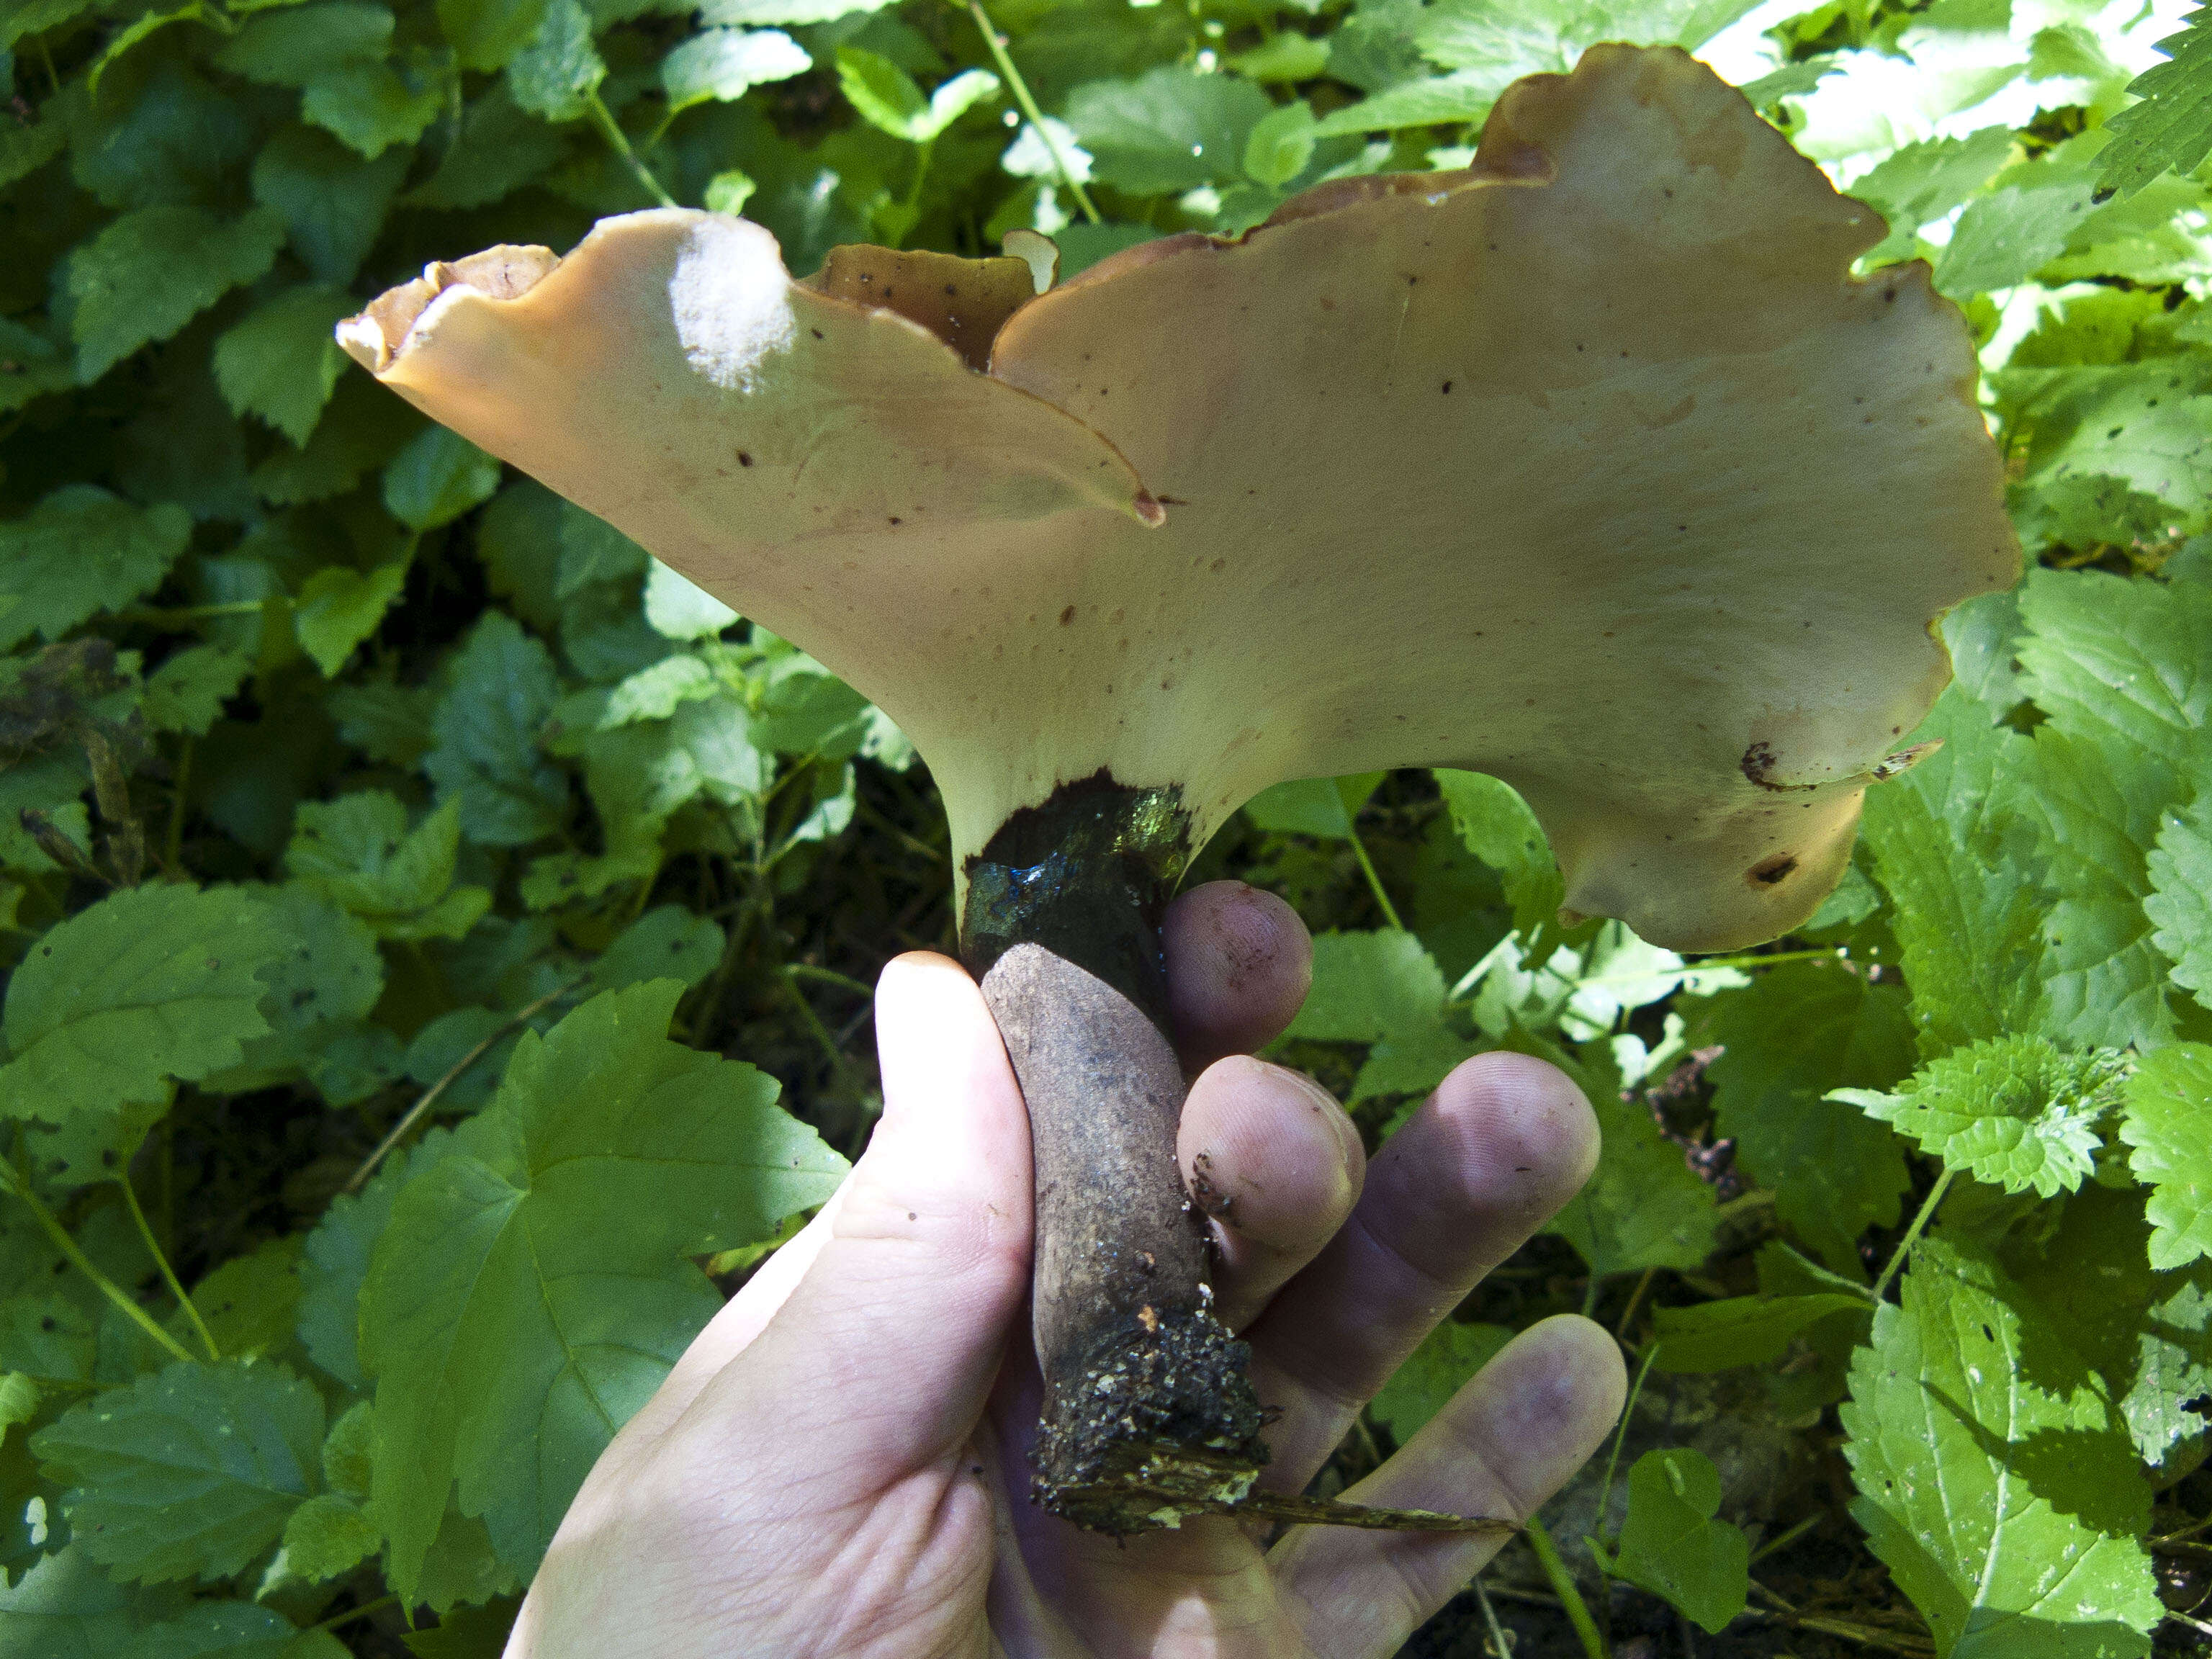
279,1494,381,1583
1997,362,2212,531
359,981,846,1599
1435,769,1593,957
384,425,503,533
1548,1046,1721,1280
2122,1045,2212,1269
439,0,548,71
302,46,451,158
1840,1240,2162,1658
204,884,390,1101
589,904,724,993
0,112,65,194
401,85,567,210
1310,72,1498,137
398,1597,518,1658
425,613,570,845
665,28,809,114
1243,773,1384,839
0,486,191,650
699,0,890,19
1850,126,2015,257
0,884,284,1120
298,1158,415,1390
835,45,927,137
252,124,410,286
1369,1320,1511,1442
252,374,423,506
1591,1449,1749,1635
1647,1292,1871,1373
212,3,394,87
1834,1037,2124,1200
285,792,490,939
212,287,355,446
64,205,287,382
1282,928,1446,1043
642,561,739,639
141,644,251,737
2018,568,2212,798
30,1361,324,1584
1064,66,1273,194
2148,793,2212,1011
295,559,410,678
122,1600,349,1658
506,0,604,122
186,1238,305,1362
2095,4,2212,199
0,1544,179,1658
1933,171,2099,296
1243,99,1316,188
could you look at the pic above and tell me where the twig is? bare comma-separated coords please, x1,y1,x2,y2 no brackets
345,979,586,1192
1738,1608,1935,1657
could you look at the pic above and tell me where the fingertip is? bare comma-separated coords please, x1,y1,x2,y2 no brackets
1409,1051,1601,1229
1163,881,1313,1066
1179,1056,1362,1251
1485,1313,1630,1463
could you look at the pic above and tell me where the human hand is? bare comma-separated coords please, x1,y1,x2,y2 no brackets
508,881,1627,1659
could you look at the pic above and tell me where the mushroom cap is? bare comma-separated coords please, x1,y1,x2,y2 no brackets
339,45,2016,953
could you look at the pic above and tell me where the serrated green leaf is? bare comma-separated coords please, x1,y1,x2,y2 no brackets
398,1596,518,1658
1850,125,2015,256
1064,66,1272,193
0,884,284,1120
285,792,490,939
384,425,502,532
2148,793,2212,1010
666,28,809,114
1283,928,1445,1043
2095,4,2212,199
589,904,724,993
2019,567,2212,791
401,84,567,209
424,613,570,845
1369,1320,1510,1442
251,124,409,285
1840,1239,2161,1658
1835,1036,2124,1199
1243,99,1316,188
140,644,251,737
1434,769,1596,959
359,980,846,1599
64,205,286,382
642,560,739,639
30,1361,324,1585
1592,1449,1749,1635
439,0,547,71
1548,1046,1721,1280
1997,361,2212,531
2122,1045,2212,1269
506,0,603,122
279,1494,380,1583
212,3,394,87
1933,170,2098,296
0,112,66,194
204,884,388,1098
302,46,451,158
63,58,252,212
252,374,423,506
185,1238,304,1362
0,486,191,651
122,1599,348,1658
1243,773,1383,839
295,559,410,678
0,1544,181,1658
297,1155,418,1390
212,287,355,446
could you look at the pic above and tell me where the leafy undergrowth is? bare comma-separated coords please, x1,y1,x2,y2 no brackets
4,0,2212,1647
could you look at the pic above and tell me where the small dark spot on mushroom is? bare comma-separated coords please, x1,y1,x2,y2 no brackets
1441,380,1452,394
1059,606,1076,625
1210,557,1226,572
945,283,957,295
811,328,824,339
1405,274,1419,285
888,516,902,525
1884,290,1897,303
737,450,753,467
1749,853,1798,886
1663,187,1674,198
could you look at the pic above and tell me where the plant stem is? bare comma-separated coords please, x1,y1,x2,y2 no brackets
1525,1519,1607,1659
309,1594,399,1634
585,92,678,209
962,0,1101,224
1749,1509,1824,1565
1593,1345,1655,1545
1869,1168,1953,1303
345,979,585,1192
786,963,877,999
1346,826,1404,930
1614,1265,1655,1337
1474,1575,1514,1658
164,735,192,871
120,1176,219,1362
8,1172,196,1366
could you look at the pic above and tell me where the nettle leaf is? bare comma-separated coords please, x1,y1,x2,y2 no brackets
403,85,568,210
0,884,284,1121
252,125,410,286
439,0,552,72
506,0,605,122
1591,1449,1750,1636
279,1494,382,1583
665,28,810,114
1699,961,1913,1272
213,2,395,87
425,613,570,846
1064,66,1272,194
1370,1320,1511,1442
1861,692,2052,1056
1280,928,1476,1103
285,792,491,940
1834,1036,2125,1199
0,486,191,650
1933,169,2100,296
385,423,503,533
2148,793,2212,1011
1841,1240,2162,1658
2122,1044,2212,1269
302,46,452,158
0,1544,183,1655
142,644,252,737
589,904,725,994
1997,361,2212,531
359,981,846,1599
1647,1291,1871,1373
30,1361,324,1585
212,287,356,446
123,1600,349,1658
64,205,287,382
2095,2,2212,199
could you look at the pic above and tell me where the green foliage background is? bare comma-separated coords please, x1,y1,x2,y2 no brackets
1,0,2211,1645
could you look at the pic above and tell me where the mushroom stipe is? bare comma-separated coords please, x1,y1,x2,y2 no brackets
338,45,2018,1534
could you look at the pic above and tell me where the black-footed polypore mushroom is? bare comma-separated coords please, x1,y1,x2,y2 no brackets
338,45,2018,1534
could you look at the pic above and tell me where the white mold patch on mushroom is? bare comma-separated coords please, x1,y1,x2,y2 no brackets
670,215,796,391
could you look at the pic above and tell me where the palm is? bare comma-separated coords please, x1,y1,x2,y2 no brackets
508,884,1624,1659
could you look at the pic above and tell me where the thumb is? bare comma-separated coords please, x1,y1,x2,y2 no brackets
690,952,1035,1475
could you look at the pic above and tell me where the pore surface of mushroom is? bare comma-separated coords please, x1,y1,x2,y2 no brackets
341,43,2017,1532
